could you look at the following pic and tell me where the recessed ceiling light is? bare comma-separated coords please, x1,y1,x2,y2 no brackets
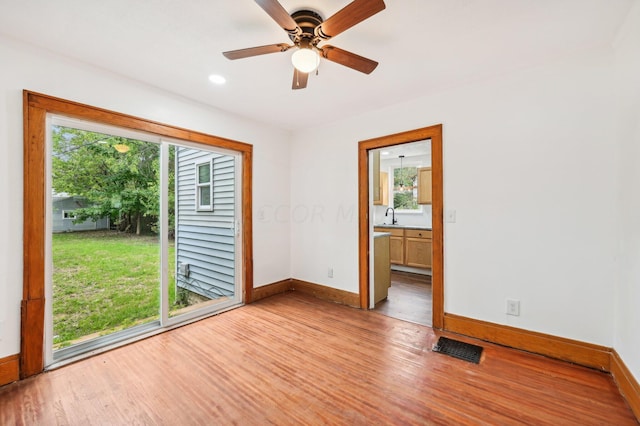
381,151,390,155
208,74,226,85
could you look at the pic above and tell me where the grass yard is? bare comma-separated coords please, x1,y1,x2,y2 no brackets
52,231,175,349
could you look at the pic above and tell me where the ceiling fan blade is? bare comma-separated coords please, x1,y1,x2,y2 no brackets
316,0,386,40
255,0,301,35
292,68,309,90
223,43,292,60
321,45,378,74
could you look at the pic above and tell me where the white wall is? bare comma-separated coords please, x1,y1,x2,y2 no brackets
613,1,640,385
291,46,619,347
0,36,292,359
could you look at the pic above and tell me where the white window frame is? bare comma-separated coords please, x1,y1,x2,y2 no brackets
62,210,77,219
195,160,213,212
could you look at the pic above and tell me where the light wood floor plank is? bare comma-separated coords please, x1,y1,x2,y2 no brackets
0,292,636,425
373,271,432,326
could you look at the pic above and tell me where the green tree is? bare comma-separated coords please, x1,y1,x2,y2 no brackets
52,126,163,235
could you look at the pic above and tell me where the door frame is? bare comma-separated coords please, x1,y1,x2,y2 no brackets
22,91,254,378
357,124,444,328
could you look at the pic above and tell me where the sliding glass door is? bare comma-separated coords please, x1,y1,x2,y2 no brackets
45,116,242,366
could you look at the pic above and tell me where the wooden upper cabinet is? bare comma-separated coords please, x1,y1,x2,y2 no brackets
373,150,381,205
379,171,389,206
418,167,432,205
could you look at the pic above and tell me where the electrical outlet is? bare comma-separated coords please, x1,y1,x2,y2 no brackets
178,263,190,278
328,267,333,278
506,299,520,316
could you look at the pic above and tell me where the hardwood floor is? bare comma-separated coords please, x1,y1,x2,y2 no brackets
0,292,636,425
374,271,432,326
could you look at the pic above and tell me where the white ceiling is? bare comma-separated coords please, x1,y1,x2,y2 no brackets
0,0,634,131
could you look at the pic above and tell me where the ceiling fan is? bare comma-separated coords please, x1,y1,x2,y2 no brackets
223,0,386,90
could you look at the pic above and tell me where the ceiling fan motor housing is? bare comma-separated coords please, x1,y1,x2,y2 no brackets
289,9,323,44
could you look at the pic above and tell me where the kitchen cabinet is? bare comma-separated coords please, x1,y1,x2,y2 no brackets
373,151,389,206
373,234,390,304
373,150,381,205
374,227,404,264
417,167,432,205
389,234,404,265
374,227,432,269
404,229,432,268
379,171,389,206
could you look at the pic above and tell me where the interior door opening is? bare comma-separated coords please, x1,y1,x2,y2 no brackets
45,116,243,367
369,140,433,326
357,124,443,329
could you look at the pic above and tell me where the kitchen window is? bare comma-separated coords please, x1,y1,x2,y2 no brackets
392,165,421,211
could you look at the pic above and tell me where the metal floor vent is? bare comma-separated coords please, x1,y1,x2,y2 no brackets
432,336,483,364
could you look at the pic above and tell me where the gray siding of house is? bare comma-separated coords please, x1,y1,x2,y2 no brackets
175,147,235,299
52,197,109,233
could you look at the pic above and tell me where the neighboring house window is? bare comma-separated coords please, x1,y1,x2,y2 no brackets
62,210,77,219
196,160,214,211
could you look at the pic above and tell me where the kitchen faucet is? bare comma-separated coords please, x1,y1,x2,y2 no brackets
385,207,397,225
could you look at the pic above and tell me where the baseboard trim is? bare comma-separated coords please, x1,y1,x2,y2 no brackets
0,354,20,387
251,279,293,302
444,313,611,371
611,349,640,420
291,279,360,308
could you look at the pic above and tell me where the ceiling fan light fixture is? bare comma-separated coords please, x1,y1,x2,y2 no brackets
291,47,320,73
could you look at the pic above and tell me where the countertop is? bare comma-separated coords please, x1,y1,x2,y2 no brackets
373,232,391,238
374,224,432,231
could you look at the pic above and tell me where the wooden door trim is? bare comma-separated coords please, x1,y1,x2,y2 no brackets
358,124,444,329
22,90,254,378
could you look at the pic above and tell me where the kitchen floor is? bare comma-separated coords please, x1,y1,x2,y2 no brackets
373,271,432,326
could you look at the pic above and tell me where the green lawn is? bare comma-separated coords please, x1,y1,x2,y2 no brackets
52,231,175,348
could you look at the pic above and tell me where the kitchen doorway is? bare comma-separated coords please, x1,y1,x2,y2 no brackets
370,141,433,326
357,125,444,329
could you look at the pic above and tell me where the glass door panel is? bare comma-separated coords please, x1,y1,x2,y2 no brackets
50,126,161,356
168,145,239,319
